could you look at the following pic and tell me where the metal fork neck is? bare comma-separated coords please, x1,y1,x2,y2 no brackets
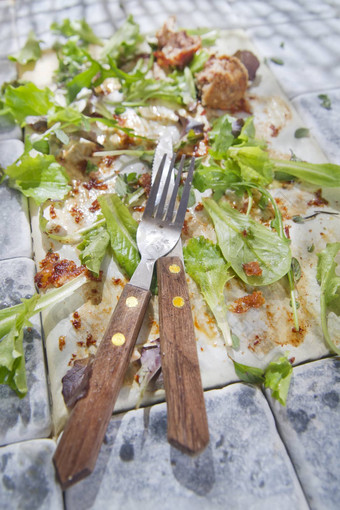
129,257,156,290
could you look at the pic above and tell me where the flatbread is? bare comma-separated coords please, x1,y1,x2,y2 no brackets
19,27,340,433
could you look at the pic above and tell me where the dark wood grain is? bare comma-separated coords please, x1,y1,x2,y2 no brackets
157,256,209,454
53,284,151,489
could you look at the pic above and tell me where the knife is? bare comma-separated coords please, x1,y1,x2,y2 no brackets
152,136,209,454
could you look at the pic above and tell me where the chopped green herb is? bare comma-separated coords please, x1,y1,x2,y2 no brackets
318,94,332,110
291,257,302,283
294,127,310,139
307,244,315,253
270,57,284,65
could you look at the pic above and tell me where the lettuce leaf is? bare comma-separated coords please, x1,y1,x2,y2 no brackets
316,242,340,354
0,275,86,397
232,355,293,405
183,237,233,346
4,83,53,126
193,160,239,194
208,114,234,160
203,198,291,286
272,159,340,187
51,18,103,46
77,225,110,277
101,15,144,63
8,30,42,65
5,152,71,205
98,194,140,278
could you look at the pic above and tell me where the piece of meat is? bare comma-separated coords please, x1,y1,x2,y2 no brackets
34,252,87,289
196,55,249,110
155,16,201,69
243,261,263,276
229,291,265,313
233,50,260,81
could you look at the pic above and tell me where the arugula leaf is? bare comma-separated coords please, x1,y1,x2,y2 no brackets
77,225,110,277
53,39,91,84
208,114,234,160
98,194,140,278
0,275,86,397
67,60,101,102
8,30,42,65
272,159,340,187
4,83,53,126
264,356,293,405
229,146,274,186
183,237,233,347
51,18,103,46
5,152,71,205
203,198,291,286
193,161,239,194
316,242,340,354
232,355,293,405
101,15,143,63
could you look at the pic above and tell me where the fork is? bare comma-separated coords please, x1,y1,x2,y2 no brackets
53,154,195,490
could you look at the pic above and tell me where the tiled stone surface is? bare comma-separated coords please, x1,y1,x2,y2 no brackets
292,89,340,163
0,439,63,510
0,140,31,260
266,357,340,510
0,258,51,446
247,18,340,99
66,384,308,510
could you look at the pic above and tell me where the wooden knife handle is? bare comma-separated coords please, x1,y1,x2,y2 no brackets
53,283,151,489
157,256,209,454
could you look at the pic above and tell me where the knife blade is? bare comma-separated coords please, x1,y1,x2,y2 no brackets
152,137,209,454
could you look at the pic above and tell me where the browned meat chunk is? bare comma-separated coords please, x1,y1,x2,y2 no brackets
233,50,260,81
242,261,263,276
196,55,249,110
155,17,201,69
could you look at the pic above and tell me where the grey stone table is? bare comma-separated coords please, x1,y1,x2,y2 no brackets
0,1,339,509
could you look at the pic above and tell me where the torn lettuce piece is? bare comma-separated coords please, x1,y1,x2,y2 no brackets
4,83,53,126
77,225,110,277
203,198,291,286
316,242,340,354
193,160,239,194
232,355,293,405
101,15,144,63
0,275,87,397
183,236,233,347
4,151,71,205
98,194,140,278
8,30,42,65
208,114,234,160
229,145,274,186
51,18,103,46
272,159,340,187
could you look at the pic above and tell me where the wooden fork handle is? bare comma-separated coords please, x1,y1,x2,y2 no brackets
157,256,209,454
53,284,151,489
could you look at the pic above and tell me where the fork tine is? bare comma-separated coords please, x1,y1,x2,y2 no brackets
173,156,195,227
155,153,177,220
143,153,167,218
164,154,186,223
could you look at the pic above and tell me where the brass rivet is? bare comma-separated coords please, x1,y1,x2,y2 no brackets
111,333,126,346
126,296,138,308
172,296,185,308
169,264,181,274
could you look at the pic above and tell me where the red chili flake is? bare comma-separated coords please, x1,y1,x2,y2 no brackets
241,229,248,237
70,206,84,224
59,336,66,351
86,334,97,348
49,204,57,219
133,205,145,212
243,261,262,276
229,291,265,313
77,341,85,347
112,278,122,286
83,178,108,191
138,173,151,196
68,353,77,366
182,219,189,236
284,225,291,239
307,189,329,207
89,199,100,213
195,203,204,212
270,124,279,137
289,357,295,364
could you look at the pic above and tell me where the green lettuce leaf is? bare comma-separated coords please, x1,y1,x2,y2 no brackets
272,159,340,187
193,160,239,193
316,242,340,354
229,145,274,186
77,225,110,277
208,114,234,160
98,194,140,278
51,18,103,46
232,355,293,405
101,15,143,63
203,198,291,286
67,60,101,102
4,83,53,126
8,30,42,65
183,237,233,346
0,275,86,397
5,152,71,205
53,39,91,84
